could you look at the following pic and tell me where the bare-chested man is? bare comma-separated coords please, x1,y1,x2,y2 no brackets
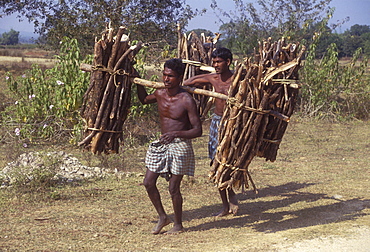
183,47,238,217
137,58,202,234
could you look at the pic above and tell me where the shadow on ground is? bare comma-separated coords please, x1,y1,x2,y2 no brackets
185,182,369,233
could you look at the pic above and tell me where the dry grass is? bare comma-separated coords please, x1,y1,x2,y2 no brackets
0,118,369,251
0,55,56,70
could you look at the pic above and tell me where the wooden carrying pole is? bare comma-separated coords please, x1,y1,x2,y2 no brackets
80,63,227,100
80,62,292,122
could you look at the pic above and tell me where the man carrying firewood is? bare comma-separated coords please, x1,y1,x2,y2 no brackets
137,58,202,234
183,47,239,217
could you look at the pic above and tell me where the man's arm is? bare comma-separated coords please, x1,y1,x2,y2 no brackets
185,98,203,138
182,73,213,88
137,84,156,104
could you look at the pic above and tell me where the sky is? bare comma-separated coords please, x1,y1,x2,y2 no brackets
185,0,370,32
0,0,369,36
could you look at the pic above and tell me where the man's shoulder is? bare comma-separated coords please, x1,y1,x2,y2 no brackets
207,73,218,78
179,88,193,98
155,89,165,95
179,88,197,103
193,73,218,81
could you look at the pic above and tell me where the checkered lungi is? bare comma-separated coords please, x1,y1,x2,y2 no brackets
145,138,195,177
208,114,222,160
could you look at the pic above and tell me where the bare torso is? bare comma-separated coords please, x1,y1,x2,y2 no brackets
155,88,194,134
183,72,233,116
137,66,202,144
207,73,232,115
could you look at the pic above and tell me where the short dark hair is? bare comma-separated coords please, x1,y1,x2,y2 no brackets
164,58,185,77
211,47,233,62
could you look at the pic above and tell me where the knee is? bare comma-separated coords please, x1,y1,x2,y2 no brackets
168,185,181,197
143,178,156,191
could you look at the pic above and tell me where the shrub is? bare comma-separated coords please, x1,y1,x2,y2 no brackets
2,37,91,143
299,37,369,120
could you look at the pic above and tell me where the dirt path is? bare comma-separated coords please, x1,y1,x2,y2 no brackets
273,226,370,252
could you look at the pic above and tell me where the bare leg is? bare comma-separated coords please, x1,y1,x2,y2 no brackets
166,174,185,234
228,189,239,215
215,188,238,217
143,169,171,234
215,188,230,217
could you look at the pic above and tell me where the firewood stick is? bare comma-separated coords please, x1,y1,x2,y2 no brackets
93,43,142,153
108,27,126,69
110,74,124,120
182,59,215,73
78,44,139,148
233,91,269,167
79,41,107,147
177,23,182,58
190,31,208,63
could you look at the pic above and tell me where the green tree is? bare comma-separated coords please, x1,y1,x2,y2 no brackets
361,32,370,56
315,25,343,58
346,24,370,36
0,0,198,52
342,35,363,57
211,0,332,55
0,29,20,45
341,25,370,57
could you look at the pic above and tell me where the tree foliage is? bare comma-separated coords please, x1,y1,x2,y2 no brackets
212,0,332,55
0,29,20,45
340,24,370,57
0,0,198,52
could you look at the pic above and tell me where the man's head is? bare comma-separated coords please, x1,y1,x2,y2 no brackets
211,47,233,62
163,58,185,88
164,58,185,77
211,47,232,74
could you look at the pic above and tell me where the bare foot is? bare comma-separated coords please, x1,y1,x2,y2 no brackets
228,192,239,215
229,202,239,215
214,209,230,217
165,226,185,235
151,217,171,235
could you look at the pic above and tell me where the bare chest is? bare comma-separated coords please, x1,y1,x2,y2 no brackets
157,95,187,120
211,76,232,95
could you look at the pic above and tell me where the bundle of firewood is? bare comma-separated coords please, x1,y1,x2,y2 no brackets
177,25,221,118
209,37,306,192
79,25,142,154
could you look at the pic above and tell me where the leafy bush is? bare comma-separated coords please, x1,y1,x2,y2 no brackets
299,36,369,120
3,37,91,143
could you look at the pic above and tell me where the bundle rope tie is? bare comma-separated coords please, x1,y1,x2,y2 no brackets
91,65,131,87
262,138,282,144
215,155,247,172
226,97,290,122
214,155,257,193
227,97,269,115
91,65,130,76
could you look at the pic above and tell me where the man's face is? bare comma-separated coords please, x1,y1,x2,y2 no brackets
212,57,230,74
162,67,181,89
